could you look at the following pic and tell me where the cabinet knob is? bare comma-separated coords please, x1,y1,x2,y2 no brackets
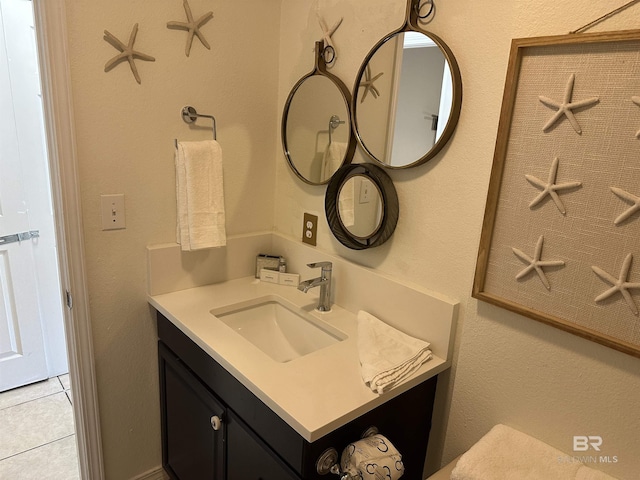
210,415,222,431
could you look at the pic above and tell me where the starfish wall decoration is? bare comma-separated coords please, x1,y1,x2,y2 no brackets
592,253,640,315
525,157,582,215
632,96,640,138
538,73,599,134
317,15,342,64
104,23,156,84
512,235,565,290
611,187,640,225
167,0,214,57
359,64,384,103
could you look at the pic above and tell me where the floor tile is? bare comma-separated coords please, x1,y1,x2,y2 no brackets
58,374,71,391
0,392,75,460
0,435,79,480
0,379,63,411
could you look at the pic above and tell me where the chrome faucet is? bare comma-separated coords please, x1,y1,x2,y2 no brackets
298,262,332,312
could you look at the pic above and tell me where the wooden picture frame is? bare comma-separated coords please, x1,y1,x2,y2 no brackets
473,30,640,358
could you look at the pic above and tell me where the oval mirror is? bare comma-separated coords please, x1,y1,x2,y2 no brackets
351,1,462,169
326,164,399,250
282,42,356,185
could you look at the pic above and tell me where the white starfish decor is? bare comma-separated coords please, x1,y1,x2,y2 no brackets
611,187,640,225
317,14,342,62
104,24,156,84
359,64,384,103
632,96,640,138
592,253,640,315
538,73,599,134
525,157,582,215
167,0,214,57
512,236,565,290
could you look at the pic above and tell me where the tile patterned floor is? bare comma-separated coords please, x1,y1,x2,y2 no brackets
0,376,79,479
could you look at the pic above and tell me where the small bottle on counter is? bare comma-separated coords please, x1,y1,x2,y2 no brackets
278,256,287,273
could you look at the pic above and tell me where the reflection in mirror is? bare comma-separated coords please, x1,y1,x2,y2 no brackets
352,29,462,169
338,175,383,239
282,41,356,185
325,163,398,250
285,76,351,183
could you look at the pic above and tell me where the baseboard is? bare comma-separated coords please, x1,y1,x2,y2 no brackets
130,466,169,480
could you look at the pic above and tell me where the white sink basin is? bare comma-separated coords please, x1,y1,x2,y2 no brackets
210,295,346,363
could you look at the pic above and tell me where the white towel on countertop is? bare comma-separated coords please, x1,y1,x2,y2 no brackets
450,424,581,480
175,140,226,250
357,310,432,394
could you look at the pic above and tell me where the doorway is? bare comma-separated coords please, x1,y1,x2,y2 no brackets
0,0,77,476
0,0,68,394
1,0,104,478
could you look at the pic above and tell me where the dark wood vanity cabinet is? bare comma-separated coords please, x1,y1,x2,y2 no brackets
160,344,225,479
157,312,437,480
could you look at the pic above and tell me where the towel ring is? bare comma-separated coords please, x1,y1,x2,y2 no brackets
328,114,345,144
174,105,217,148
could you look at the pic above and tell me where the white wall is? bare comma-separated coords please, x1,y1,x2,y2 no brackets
63,1,280,477
276,1,640,478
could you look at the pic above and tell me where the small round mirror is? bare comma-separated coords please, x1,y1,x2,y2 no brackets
352,30,462,169
282,43,356,185
326,164,399,250
337,175,383,240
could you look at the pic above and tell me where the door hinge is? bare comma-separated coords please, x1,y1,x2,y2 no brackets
66,290,73,309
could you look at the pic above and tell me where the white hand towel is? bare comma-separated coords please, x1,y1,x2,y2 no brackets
321,141,347,182
339,175,355,227
175,140,226,251
357,310,432,394
450,424,581,480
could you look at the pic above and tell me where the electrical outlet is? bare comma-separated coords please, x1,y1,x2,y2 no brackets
101,194,126,230
302,213,317,246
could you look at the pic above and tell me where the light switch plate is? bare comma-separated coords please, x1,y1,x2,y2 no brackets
302,213,317,246
359,178,373,204
101,194,126,230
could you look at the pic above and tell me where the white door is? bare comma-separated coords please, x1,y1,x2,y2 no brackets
0,0,50,392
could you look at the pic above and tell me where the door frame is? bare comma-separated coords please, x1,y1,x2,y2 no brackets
33,1,104,478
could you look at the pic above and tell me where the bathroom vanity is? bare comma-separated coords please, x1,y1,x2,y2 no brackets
158,312,436,480
148,237,457,480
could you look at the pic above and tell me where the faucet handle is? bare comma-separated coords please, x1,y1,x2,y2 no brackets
307,261,332,270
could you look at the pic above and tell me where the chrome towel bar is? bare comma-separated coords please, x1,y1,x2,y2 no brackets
174,105,217,148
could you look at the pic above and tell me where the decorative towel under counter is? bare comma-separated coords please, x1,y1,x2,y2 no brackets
175,140,226,250
340,434,405,480
357,310,432,394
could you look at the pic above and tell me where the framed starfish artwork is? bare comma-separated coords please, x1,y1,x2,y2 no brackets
473,29,640,359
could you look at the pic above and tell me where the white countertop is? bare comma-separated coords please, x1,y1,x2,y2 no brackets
149,276,450,442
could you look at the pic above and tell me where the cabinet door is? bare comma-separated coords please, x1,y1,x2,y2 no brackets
226,411,299,480
160,343,225,480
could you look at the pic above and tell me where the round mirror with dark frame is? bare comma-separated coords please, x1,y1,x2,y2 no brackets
325,163,399,250
282,41,357,185
351,0,462,169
